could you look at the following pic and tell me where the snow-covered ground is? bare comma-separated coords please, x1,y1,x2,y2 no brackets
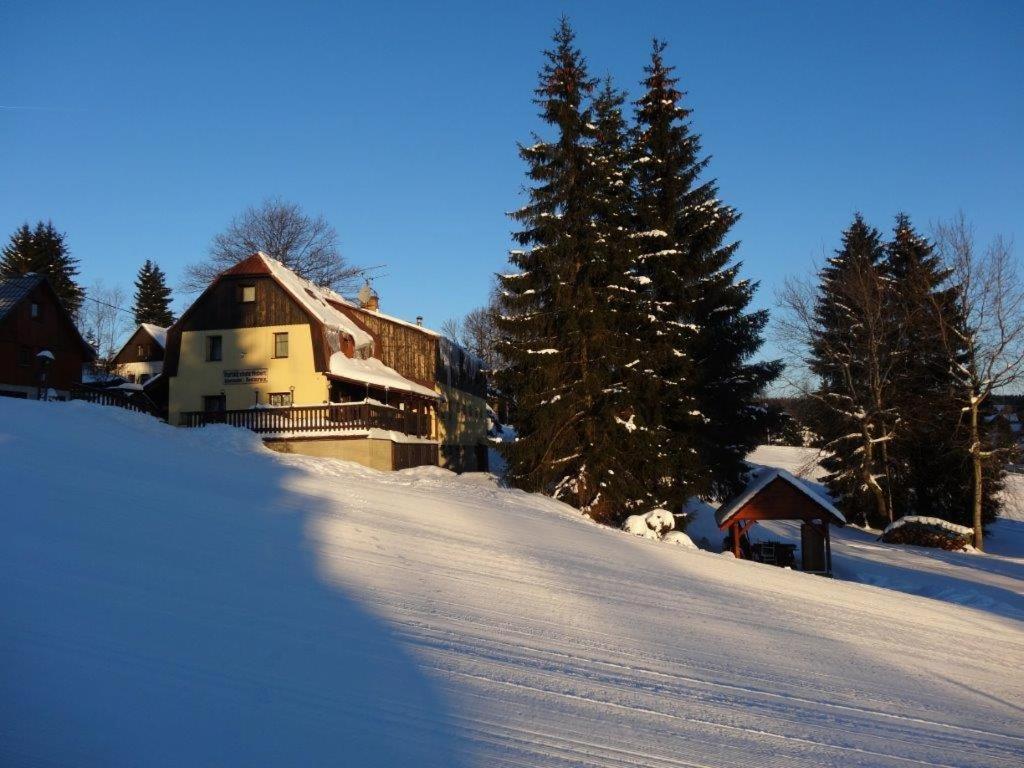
2,400,1023,767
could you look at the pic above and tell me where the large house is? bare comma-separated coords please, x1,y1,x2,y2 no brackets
164,253,488,472
0,273,94,399
111,323,167,384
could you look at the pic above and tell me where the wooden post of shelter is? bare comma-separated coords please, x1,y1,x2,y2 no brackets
824,521,833,577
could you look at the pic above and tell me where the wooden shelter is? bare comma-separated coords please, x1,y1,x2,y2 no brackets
716,468,846,576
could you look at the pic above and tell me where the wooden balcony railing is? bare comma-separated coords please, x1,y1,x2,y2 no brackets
178,401,434,439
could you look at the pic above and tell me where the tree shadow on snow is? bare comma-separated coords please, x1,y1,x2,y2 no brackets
0,401,466,768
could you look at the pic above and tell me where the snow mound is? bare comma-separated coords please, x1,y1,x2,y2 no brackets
644,508,675,534
622,514,658,539
662,531,697,548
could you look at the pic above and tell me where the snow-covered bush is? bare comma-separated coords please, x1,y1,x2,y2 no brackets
622,515,658,540
880,516,973,551
662,531,697,549
644,508,675,535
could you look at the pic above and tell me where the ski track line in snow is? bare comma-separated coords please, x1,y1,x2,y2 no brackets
311,550,1023,766
341,582,1024,750
437,666,1005,768
412,638,1022,768
394,622,1024,748
313,537,1022,719
443,711,721,768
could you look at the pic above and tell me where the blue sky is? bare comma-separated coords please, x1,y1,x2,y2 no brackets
3,1,1021,356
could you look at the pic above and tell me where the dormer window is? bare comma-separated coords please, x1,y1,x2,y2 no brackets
240,285,256,303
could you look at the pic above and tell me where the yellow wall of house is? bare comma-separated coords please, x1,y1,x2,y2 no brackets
438,384,488,454
168,324,328,425
264,437,395,471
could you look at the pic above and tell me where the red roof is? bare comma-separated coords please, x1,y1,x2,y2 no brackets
221,253,273,277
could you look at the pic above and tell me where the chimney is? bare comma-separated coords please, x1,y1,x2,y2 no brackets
416,316,423,326
357,281,379,312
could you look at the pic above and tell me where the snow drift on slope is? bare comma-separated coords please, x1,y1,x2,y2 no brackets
2,400,1023,768
0,400,464,767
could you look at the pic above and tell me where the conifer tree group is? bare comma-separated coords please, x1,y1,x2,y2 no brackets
132,260,174,327
805,214,1005,530
0,221,85,317
496,20,779,524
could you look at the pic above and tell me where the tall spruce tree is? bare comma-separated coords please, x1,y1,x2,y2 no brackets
587,77,660,516
632,41,779,504
811,215,898,527
496,20,637,522
0,221,84,316
883,215,1001,527
132,260,174,327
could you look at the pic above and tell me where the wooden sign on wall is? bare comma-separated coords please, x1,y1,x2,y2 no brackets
223,368,268,385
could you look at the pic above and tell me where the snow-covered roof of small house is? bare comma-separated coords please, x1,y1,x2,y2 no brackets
715,467,846,528
226,253,374,351
328,352,439,400
140,323,168,349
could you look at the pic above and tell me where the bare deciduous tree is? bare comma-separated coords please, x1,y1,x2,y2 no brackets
442,301,502,370
79,280,131,372
932,213,1024,550
183,198,364,293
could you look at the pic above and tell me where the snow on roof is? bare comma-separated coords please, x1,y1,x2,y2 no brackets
140,323,168,349
328,352,439,400
715,467,846,528
253,253,374,350
333,293,440,337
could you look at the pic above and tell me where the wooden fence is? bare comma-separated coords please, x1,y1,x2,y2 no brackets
70,385,159,416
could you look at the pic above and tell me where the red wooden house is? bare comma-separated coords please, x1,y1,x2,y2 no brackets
0,273,94,399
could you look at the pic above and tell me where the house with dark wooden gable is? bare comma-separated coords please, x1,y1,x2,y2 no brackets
165,253,489,472
0,273,95,399
112,323,167,384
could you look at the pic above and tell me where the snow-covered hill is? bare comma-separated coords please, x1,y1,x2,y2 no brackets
2,400,1023,767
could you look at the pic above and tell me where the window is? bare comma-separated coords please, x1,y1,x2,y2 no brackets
30,301,40,320
206,335,222,362
18,346,31,367
240,285,256,303
203,395,226,413
137,344,148,357
273,332,289,358
268,392,293,407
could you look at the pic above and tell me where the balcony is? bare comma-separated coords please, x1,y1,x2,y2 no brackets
179,401,434,439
